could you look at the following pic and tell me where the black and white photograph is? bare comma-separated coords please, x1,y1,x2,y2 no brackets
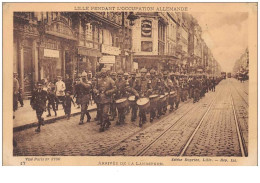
3,2,257,166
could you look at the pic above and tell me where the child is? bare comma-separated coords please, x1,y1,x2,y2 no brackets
47,88,57,117
64,91,75,120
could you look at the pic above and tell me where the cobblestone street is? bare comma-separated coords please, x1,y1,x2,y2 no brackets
13,78,248,157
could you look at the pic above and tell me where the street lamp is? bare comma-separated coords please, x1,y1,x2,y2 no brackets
127,12,139,26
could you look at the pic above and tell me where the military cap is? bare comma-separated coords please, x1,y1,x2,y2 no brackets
81,72,88,77
123,73,129,76
150,69,156,74
140,68,147,73
146,73,151,76
163,71,168,75
110,72,117,76
130,72,136,75
117,70,124,75
100,68,107,73
169,72,174,76
136,73,141,78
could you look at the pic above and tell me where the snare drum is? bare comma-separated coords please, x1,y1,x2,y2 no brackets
115,98,129,109
128,95,136,105
136,97,150,111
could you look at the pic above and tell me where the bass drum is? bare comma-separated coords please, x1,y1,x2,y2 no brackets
115,98,129,109
136,97,150,111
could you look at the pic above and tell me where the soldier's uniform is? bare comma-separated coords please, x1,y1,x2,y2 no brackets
162,71,173,113
192,77,201,103
188,76,193,99
169,73,177,112
115,71,138,125
30,82,48,132
137,68,149,127
174,73,181,109
129,72,139,122
109,72,117,121
211,77,216,92
148,69,159,122
96,69,116,132
78,73,92,125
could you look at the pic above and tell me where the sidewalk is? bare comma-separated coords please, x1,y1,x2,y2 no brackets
13,99,97,132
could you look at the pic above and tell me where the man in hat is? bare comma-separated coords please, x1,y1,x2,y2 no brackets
13,72,19,119
30,82,48,132
95,68,116,132
78,71,92,125
55,76,66,110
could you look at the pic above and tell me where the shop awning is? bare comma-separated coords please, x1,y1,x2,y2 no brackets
78,47,102,57
133,54,178,60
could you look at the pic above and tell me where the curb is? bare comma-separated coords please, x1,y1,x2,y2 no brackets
13,107,97,132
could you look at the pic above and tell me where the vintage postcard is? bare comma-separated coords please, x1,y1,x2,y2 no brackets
3,2,257,166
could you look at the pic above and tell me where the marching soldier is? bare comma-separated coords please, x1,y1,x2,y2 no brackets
162,71,173,113
168,72,177,112
78,72,92,125
188,75,193,99
147,69,159,122
174,73,180,109
192,76,201,103
211,77,216,92
129,72,139,122
115,71,139,125
30,82,48,133
95,68,116,132
109,72,117,121
137,68,149,126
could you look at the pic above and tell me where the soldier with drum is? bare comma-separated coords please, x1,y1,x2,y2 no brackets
95,68,116,132
129,72,139,122
136,68,150,127
147,69,159,122
115,71,139,125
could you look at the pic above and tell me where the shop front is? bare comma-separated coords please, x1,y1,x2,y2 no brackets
77,46,102,76
101,44,121,71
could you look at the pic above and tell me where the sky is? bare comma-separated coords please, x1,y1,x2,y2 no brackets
191,12,248,72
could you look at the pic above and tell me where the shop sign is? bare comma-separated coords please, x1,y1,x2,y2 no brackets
99,56,115,64
44,49,59,58
141,20,152,37
141,41,153,52
133,62,138,70
101,44,121,55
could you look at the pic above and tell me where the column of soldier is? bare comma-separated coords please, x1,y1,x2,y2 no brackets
74,68,219,132
30,68,219,133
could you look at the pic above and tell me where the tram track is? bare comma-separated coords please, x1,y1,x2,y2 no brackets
230,94,247,157
98,99,191,156
230,80,248,106
136,85,222,156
